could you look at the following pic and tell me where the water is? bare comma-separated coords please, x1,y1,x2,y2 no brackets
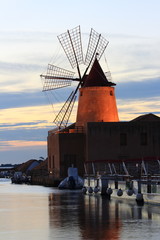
0,179,160,240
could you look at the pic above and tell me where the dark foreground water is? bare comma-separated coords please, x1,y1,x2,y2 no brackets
0,179,160,240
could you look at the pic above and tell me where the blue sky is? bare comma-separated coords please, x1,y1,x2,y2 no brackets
0,0,160,164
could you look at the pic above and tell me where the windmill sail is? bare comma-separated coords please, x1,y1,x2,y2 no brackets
85,28,109,68
58,25,83,78
53,91,77,129
41,64,75,91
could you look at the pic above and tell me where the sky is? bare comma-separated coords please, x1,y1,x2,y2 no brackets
0,0,160,164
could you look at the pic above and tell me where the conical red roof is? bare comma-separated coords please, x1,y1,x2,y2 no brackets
83,58,115,87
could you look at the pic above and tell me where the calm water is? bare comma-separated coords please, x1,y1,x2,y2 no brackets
0,179,160,240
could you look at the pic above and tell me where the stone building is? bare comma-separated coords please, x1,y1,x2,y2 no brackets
47,59,160,178
85,114,160,176
48,113,160,178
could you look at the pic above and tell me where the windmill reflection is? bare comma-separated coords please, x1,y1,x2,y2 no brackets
48,192,121,239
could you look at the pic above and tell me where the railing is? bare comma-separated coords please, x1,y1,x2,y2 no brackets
75,126,84,133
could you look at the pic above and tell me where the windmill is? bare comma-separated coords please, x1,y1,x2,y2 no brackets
40,26,114,129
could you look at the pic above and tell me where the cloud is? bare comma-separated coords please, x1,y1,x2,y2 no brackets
0,30,57,42
0,91,46,109
117,96,160,121
0,127,51,142
0,61,42,73
106,35,160,83
0,85,77,108
0,120,48,128
108,33,151,40
116,77,160,99
0,142,47,164
0,104,56,130
0,140,46,151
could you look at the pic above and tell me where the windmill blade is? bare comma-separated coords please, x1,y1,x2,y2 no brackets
85,28,109,68
54,90,77,129
41,64,75,91
58,26,83,74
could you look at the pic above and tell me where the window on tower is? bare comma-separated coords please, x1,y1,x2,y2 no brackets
110,91,113,96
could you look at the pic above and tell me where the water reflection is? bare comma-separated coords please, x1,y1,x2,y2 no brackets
0,180,160,240
48,192,160,240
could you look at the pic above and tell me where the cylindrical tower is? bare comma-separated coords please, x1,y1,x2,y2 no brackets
76,58,119,127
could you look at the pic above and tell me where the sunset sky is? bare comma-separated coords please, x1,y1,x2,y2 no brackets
0,0,160,164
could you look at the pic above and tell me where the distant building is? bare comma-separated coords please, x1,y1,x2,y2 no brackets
14,159,41,174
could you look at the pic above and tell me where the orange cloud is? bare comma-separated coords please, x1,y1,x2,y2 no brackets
0,140,46,152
